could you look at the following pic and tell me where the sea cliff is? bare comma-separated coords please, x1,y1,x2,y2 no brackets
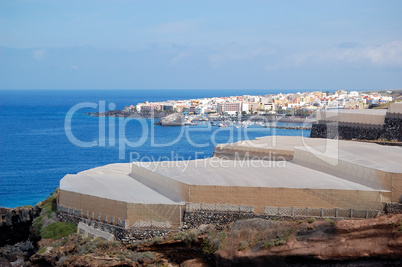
1,196,402,266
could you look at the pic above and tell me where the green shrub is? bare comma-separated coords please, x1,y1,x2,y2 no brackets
238,241,249,251
307,218,316,224
96,240,120,249
32,215,44,239
61,238,68,246
261,240,275,249
110,240,120,247
392,222,402,233
41,222,77,240
202,231,226,255
260,228,294,249
324,218,335,226
96,241,110,249
38,247,47,254
175,229,198,247
127,252,156,262
151,236,162,244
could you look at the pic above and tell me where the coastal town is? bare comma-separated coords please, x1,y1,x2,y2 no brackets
126,90,398,119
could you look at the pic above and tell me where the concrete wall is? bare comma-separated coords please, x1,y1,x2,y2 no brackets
387,102,402,115
77,222,115,241
317,109,387,126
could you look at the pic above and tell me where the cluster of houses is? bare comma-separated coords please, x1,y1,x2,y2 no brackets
125,90,394,116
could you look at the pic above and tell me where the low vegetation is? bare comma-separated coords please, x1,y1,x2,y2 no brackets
260,228,294,249
308,217,316,223
34,234,160,266
41,222,77,240
238,241,249,251
32,188,76,241
174,228,198,247
27,210,402,266
202,230,227,255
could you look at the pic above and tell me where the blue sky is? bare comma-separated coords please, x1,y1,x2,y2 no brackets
0,0,401,90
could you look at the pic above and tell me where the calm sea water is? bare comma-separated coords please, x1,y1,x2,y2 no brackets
0,89,310,208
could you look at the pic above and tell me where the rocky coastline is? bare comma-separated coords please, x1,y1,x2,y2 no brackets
88,110,316,124
0,206,40,247
87,110,166,119
0,206,41,265
1,193,402,266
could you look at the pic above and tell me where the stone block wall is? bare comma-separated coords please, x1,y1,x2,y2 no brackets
310,117,402,141
384,203,402,214
58,212,174,243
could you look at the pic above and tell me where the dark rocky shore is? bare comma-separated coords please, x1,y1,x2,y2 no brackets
0,207,40,247
0,206,41,265
87,110,165,119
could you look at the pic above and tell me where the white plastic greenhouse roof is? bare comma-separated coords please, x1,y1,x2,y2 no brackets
133,159,382,191
60,163,182,205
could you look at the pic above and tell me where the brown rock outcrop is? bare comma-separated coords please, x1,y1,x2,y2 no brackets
216,215,402,266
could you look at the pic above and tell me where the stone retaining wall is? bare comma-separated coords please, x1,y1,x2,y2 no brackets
262,206,381,219
181,211,377,230
382,118,402,141
58,212,174,243
186,203,255,213
384,203,402,214
311,117,402,141
77,222,115,241
58,202,384,242
182,204,383,229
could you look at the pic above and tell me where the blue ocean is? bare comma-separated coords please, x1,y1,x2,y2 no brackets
0,89,310,208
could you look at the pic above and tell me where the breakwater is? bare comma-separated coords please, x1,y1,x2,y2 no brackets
264,125,311,130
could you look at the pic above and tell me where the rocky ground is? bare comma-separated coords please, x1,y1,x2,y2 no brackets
1,203,402,266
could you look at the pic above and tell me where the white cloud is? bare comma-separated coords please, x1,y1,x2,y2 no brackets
209,44,275,69
171,51,192,65
363,41,402,66
319,41,402,67
33,49,45,60
269,41,402,70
